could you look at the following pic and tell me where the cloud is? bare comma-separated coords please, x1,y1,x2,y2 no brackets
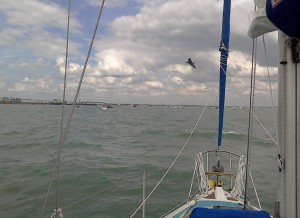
0,0,279,105
0,81,5,89
88,0,129,8
0,0,82,58
8,77,56,93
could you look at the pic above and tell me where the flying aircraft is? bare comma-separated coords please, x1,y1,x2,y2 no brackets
186,58,196,69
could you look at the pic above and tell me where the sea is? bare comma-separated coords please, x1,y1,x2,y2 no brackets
0,104,279,218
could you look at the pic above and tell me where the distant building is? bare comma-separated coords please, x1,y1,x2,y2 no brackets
21,99,33,104
0,97,22,104
2,97,10,104
84,101,100,105
12,98,21,104
21,99,44,104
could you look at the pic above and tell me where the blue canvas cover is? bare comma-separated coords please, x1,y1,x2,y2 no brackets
218,0,231,146
190,208,271,218
266,0,300,37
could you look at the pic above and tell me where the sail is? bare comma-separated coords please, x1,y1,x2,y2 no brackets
247,0,278,38
218,0,231,146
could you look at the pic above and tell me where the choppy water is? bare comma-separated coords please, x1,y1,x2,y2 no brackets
0,104,278,217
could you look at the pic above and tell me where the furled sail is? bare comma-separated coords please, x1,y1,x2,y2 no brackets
218,0,231,146
248,0,277,38
248,0,300,38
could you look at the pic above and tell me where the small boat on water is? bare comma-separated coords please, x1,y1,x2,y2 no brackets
101,103,112,110
102,104,108,111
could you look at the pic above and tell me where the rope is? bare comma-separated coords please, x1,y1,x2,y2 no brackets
195,153,210,193
129,73,219,218
249,170,262,210
43,187,111,218
40,1,106,216
262,35,282,171
262,35,279,143
41,1,71,215
62,187,110,210
56,0,71,215
244,37,257,209
50,208,63,218
231,155,247,197
188,164,197,199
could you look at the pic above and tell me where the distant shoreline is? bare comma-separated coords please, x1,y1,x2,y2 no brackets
0,102,277,108
0,102,100,106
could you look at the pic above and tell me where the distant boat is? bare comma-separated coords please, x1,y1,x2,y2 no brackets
174,103,183,109
101,103,112,110
50,98,63,105
102,104,108,111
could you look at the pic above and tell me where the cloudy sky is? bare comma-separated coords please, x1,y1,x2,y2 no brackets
0,0,278,105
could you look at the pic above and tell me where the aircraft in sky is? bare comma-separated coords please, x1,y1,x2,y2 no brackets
186,58,196,69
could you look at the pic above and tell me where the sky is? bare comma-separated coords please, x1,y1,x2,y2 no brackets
0,0,279,106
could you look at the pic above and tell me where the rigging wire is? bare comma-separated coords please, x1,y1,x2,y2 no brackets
249,170,262,210
224,71,278,146
262,35,283,171
244,37,257,209
43,187,111,218
129,74,219,218
40,0,106,216
56,0,71,215
221,48,279,147
224,35,282,174
262,35,279,143
61,187,110,211
220,60,281,166
41,1,71,216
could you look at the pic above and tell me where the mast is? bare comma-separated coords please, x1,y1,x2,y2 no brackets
218,0,231,147
247,0,300,217
277,31,300,218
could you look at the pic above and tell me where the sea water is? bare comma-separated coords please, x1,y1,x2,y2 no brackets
0,104,278,217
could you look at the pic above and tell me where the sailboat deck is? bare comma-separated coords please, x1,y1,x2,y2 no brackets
204,192,238,201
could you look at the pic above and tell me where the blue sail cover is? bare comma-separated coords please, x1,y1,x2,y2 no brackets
266,0,300,38
218,0,231,146
190,208,271,218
